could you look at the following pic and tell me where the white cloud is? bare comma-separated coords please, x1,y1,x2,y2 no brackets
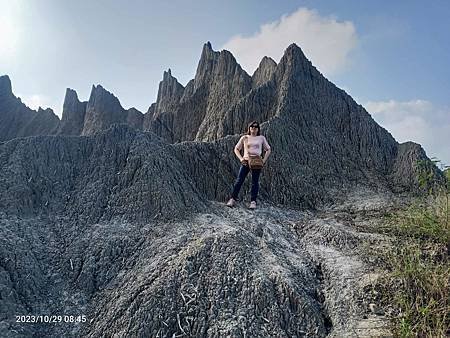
222,7,357,75
364,99,450,166
365,99,433,117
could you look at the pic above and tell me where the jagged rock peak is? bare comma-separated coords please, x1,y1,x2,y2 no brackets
203,41,214,54
199,41,219,64
160,68,183,89
0,75,13,97
81,84,127,135
252,56,277,87
194,42,221,89
277,43,312,70
57,87,87,135
194,41,250,91
162,68,174,80
274,42,322,86
216,49,247,75
63,88,81,109
259,56,277,68
284,43,308,59
87,84,123,110
90,84,110,96
156,69,185,113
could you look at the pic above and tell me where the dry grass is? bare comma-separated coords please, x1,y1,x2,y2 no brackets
372,191,450,337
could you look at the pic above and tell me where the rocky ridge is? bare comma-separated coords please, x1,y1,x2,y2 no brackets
0,75,60,141
0,41,442,337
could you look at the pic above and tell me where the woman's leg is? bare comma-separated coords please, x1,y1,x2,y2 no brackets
231,164,250,199
250,169,262,202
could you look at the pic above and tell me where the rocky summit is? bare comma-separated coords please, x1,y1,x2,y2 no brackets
0,75,60,142
0,42,441,337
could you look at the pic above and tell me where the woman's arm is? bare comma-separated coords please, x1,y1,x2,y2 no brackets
263,148,271,163
234,136,245,162
234,147,244,161
262,136,271,163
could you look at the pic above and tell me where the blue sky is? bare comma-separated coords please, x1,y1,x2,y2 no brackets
1,0,449,165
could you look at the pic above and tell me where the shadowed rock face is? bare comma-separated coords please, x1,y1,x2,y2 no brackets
155,69,185,114
126,107,144,131
56,88,87,135
58,86,144,136
82,85,128,136
0,75,60,141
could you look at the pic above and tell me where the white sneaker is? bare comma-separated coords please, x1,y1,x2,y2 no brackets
249,201,257,209
226,198,236,207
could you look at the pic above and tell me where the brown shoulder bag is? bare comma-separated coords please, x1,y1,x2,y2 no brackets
244,136,264,170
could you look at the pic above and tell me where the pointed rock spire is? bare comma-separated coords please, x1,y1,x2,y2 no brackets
252,56,277,87
192,43,252,141
193,41,221,90
82,84,127,135
57,88,87,135
63,88,81,109
276,43,317,80
155,69,184,114
0,75,13,101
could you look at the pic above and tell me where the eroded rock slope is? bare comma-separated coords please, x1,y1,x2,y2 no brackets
0,41,440,337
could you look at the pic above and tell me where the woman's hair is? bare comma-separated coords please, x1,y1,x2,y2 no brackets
246,121,261,136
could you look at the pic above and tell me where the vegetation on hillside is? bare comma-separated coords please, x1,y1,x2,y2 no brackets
374,159,449,337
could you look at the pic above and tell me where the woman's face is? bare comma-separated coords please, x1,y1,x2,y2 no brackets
249,124,259,135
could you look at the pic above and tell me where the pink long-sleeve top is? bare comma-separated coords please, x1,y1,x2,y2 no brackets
235,135,271,160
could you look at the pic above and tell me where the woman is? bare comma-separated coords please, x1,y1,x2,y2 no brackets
226,121,271,209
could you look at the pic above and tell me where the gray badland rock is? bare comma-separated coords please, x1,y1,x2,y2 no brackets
126,107,144,131
56,88,88,136
193,42,253,142
389,141,443,192
81,85,128,136
144,69,186,142
0,75,60,141
252,56,277,88
0,125,209,224
144,42,252,143
0,42,443,337
0,187,398,337
155,69,185,115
